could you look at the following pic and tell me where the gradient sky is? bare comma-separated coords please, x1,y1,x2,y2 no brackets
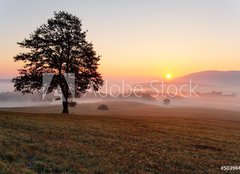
0,0,240,81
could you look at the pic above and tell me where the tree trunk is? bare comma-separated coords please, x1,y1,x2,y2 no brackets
58,73,70,115
62,100,69,114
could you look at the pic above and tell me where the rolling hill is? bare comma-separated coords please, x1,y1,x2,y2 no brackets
175,70,240,86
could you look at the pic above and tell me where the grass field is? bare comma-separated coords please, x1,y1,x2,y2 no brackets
0,102,240,173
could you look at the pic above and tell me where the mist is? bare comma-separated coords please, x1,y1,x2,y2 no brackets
0,78,240,112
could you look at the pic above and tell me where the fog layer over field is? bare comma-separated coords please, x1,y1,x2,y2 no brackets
0,79,240,111
0,94,240,112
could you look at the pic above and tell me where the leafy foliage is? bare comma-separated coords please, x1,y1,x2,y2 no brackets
13,11,103,113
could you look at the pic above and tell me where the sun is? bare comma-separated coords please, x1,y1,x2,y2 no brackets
165,73,172,80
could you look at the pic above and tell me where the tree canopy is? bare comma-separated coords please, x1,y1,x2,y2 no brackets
13,11,103,113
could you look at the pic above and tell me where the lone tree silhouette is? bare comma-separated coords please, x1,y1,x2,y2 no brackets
13,11,103,114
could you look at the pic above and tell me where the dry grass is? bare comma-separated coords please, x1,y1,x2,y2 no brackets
0,103,240,173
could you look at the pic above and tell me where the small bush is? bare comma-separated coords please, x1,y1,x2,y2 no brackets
97,104,109,110
68,101,77,107
163,98,170,105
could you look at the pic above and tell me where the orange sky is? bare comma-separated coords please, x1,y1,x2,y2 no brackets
0,0,240,81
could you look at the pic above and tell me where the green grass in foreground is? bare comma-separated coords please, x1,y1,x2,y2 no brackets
0,111,240,174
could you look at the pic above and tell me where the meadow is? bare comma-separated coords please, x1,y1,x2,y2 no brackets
0,101,240,173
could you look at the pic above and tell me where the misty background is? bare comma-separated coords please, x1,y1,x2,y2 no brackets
1,71,240,111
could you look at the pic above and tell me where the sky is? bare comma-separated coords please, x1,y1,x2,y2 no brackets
0,0,240,82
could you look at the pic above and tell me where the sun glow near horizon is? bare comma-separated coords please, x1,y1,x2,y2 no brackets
165,73,173,80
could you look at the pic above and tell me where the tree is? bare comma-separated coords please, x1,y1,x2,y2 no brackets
13,11,103,114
